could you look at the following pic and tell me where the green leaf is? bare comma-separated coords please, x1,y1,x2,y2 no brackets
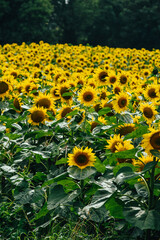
31,202,48,223
150,150,160,158
47,185,80,210
94,157,106,173
98,107,111,116
62,92,73,97
57,179,79,192
113,163,136,176
124,125,148,140
123,202,160,230
115,166,139,184
56,158,68,165
42,172,68,187
116,113,133,123
68,166,96,180
105,196,124,219
0,125,6,132
113,148,138,159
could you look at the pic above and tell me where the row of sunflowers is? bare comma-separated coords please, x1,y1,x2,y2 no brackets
0,42,160,239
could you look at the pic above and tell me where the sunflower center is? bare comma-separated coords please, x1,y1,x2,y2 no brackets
31,110,45,123
53,89,60,97
61,107,72,118
111,141,120,153
94,104,102,112
60,87,71,100
75,153,89,166
100,92,107,99
114,87,121,94
13,98,21,110
150,132,160,149
83,91,94,102
0,81,9,94
110,77,116,84
25,85,31,93
99,72,108,82
148,88,157,98
120,75,127,84
118,97,127,108
143,107,153,119
91,122,99,131
118,126,135,136
36,98,51,108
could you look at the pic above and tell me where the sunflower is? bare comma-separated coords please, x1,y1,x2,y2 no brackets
133,155,153,171
0,79,11,100
106,134,124,153
28,106,47,125
95,68,108,85
57,82,73,103
108,70,117,85
68,146,96,169
57,105,73,121
118,71,129,86
113,92,130,113
78,86,97,106
50,85,61,100
115,141,134,164
141,127,160,154
139,102,157,125
34,92,54,109
144,84,159,103
101,99,114,116
116,123,136,136
13,96,22,112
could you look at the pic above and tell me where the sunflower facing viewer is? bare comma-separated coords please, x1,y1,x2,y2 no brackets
68,146,96,169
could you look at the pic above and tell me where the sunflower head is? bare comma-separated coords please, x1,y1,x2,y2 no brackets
78,86,97,106
141,127,160,154
28,106,47,125
68,146,96,169
116,123,136,136
113,92,130,113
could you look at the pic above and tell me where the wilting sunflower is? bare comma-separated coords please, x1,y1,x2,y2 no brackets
113,92,130,113
141,127,160,154
28,106,47,125
116,123,136,136
106,134,124,153
34,92,54,109
139,102,157,125
78,86,97,106
68,146,96,169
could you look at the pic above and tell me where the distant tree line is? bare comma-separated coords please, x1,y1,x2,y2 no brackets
1,0,160,49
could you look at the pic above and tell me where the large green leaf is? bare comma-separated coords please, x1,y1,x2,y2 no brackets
47,184,80,210
105,196,124,219
124,125,148,140
123,202,160,230
68,166,96,180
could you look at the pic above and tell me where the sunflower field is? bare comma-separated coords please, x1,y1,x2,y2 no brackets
0,42,160,240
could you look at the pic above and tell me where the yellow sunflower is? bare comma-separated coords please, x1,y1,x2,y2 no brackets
141,127,160,154
133,155,153,171
50,85,61,100
106,134,124,153
78,86,97,106
68,146,96,169
95,68,108,85
113,92,130,113
57,82,73,103
0,78,12,100
28,106,47,125
34,92,54,110
144,84,159,103
56,105,73,121
139,102,157,125
13,96,22,112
